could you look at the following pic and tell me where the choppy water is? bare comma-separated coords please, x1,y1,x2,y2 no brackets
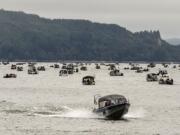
0,63,180,135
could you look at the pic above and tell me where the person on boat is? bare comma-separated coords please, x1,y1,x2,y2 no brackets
105,101,111,106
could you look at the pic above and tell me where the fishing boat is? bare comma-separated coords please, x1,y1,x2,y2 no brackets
66,64,74,74
157,70,168,76
11,64,16,70
3,74,17,78
37,66,46,71
59,69,68,76
108,64,116,70
17,66,23,71
143,68,149,72
146,73,158,81
147,63,156,68
135,69,144,73
110,69,123,76
50,64,60,68
124,67,130,70
80,66,87,71
28,66,38,74
93,94,130,120
82,76,95,85
96,64,101,69
159,75,173,85
54,64,60,68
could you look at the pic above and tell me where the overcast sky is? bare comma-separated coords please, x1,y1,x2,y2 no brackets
1,0,180,38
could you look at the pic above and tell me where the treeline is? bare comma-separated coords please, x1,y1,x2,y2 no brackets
0,9,180,61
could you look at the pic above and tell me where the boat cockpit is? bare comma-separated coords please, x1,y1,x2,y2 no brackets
94,94,128,109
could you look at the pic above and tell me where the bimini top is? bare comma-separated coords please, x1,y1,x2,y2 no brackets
83,76,95,79
148,73,157,76
98,94,126,102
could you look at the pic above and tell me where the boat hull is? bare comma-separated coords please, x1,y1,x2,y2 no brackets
93,103,130,120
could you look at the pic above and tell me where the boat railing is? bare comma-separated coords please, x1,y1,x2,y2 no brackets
94,94,101,105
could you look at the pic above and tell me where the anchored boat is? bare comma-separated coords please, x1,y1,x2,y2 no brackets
82,76,95,85
159,75,173,85
110,69,124,76
146,73,158,81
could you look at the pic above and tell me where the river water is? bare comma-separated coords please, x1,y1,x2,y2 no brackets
0,63,180,135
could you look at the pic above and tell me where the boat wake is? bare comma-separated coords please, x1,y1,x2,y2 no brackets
0,101,102,119
124,108,146,119
1,101,145,120
32,106,103,119
33,106,146,120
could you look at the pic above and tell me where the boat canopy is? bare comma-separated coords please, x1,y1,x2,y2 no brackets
98,94,126,102
147,73,157,76
83,76,94,80
60,69,68,73
112,69,120,73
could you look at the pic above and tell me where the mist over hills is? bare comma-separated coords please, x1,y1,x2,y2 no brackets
166,38,180,46
0,9,180,61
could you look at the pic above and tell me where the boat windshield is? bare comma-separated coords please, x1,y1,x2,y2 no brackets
95,94,128,108
99,99,125,108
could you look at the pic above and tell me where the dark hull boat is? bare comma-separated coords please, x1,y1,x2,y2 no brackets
93,94,130,120
93,103,130,120
82,76,95,85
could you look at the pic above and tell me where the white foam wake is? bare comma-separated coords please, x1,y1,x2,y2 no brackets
124,108,146,119
33,106,102,119
33,106,145,120
56,108,99,119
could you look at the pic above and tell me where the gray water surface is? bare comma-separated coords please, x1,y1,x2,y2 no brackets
0,63,180,135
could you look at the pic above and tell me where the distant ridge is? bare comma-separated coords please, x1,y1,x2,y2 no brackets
0,9,180,61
